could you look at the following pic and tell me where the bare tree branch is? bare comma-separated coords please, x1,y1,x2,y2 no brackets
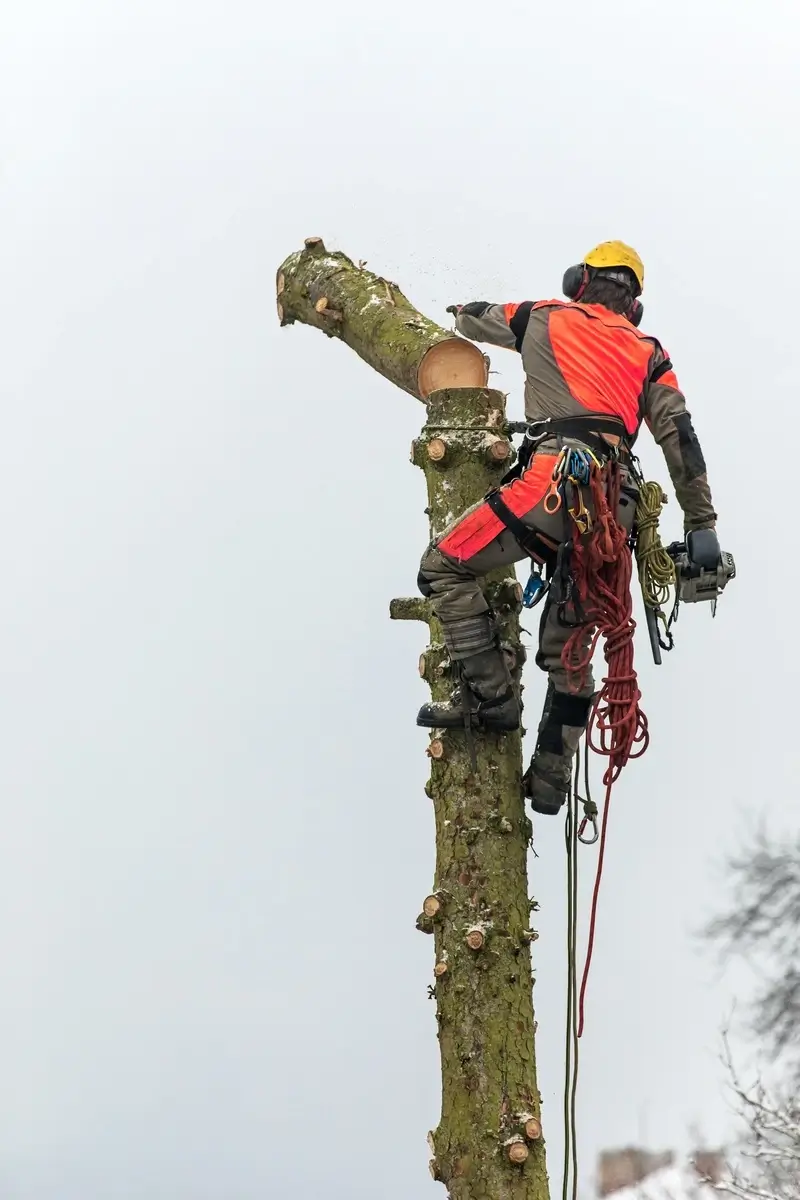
716,1035,800,1200
702,828,800,1067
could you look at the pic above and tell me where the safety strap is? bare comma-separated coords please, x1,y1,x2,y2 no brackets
496,440,535,488
486,490,559,562
489,414,632,570
524,414,630,450
497,442,539,489
552,539,586,629
498,414,629,491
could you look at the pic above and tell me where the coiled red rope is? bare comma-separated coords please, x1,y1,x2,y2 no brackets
560,462,649,1036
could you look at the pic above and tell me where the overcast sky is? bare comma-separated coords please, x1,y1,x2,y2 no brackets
0,1,796,1197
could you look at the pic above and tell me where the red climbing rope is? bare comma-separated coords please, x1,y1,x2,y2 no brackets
560,461,650,1036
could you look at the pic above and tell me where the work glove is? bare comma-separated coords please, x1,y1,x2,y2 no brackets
686,528,721,569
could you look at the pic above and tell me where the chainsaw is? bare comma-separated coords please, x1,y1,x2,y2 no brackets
645,529,736,665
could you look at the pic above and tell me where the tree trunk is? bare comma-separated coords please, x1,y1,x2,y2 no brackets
278,239,550,1200
401,387,549,1200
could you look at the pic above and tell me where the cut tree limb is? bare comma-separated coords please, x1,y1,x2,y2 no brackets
524,1118,543,1142
389,597,431,623
276,238,488,400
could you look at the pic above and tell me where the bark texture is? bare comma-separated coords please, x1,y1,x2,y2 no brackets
277,238,488,400
277,240,549,1200
404,388,549,1200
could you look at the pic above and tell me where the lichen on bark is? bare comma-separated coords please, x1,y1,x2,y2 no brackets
277,238,488,400
410,388,549,1200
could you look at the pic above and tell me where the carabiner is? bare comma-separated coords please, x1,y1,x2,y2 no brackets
568,488,592,535
543,483,563,515
578,813,599,845
566,449,591,486
543,449,569,514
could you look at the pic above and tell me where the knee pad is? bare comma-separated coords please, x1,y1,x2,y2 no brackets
442,613,497,659
550,690,593,727
537,689,593,754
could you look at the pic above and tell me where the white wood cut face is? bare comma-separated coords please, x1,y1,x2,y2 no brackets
417,339,489,398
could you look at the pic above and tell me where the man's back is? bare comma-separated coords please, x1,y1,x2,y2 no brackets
455,295,716,531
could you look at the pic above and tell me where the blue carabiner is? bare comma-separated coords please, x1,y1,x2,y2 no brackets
566,448,591,485
523,568,548,609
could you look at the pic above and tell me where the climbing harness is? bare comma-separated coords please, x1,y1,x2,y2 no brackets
505,414,629,469
520,444,603,606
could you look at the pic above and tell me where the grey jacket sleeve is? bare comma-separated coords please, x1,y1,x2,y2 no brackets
454,302,518,350
642,347,717,532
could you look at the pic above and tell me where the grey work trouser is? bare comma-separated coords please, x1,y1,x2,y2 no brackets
419,455,638,698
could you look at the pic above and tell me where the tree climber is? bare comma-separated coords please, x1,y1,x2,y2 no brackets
416,241,718,815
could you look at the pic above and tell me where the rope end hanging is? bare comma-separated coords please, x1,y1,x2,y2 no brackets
557,460,651,1040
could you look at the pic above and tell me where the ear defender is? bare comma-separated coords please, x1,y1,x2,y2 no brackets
562,264,588,301
563,261,644,324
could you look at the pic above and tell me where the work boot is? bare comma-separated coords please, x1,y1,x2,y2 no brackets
523,685,593,815
416,614,520,733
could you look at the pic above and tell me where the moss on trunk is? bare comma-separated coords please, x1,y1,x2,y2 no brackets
277,238,488,400
408,388,549,1200
277,241,550,1200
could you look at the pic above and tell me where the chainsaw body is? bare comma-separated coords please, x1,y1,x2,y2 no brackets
666,529,736,605
644,529,735,665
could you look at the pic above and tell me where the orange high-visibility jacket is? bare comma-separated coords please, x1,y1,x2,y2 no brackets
456,298,716,531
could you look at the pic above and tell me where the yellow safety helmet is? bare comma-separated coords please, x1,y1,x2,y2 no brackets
584,241,645,293
562,240,645,325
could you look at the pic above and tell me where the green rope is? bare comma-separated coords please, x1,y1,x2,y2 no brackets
563,746,581,1200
